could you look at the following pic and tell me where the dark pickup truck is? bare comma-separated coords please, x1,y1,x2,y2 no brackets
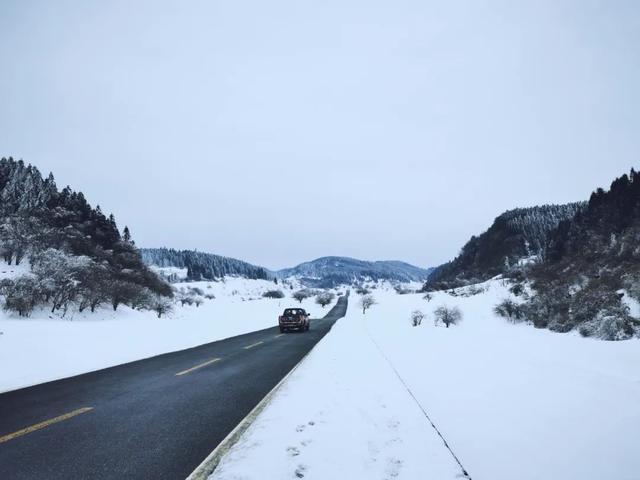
278,308,311,333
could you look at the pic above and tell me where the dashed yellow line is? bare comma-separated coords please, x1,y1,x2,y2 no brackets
243,341,264,350
0,407,94,444
176,358,221,376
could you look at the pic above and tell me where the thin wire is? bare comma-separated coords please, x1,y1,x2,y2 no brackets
364,318,472,479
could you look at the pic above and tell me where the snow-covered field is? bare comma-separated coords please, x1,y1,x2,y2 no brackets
211,280,640,480
0,277,324,393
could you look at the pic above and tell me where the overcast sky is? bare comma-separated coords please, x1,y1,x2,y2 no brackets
1,1,639,269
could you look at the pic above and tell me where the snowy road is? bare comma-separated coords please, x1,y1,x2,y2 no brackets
0,296,348,480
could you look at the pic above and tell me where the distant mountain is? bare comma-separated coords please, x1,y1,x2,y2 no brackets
140,248,271,282
424,203,585,291
276,256,433,288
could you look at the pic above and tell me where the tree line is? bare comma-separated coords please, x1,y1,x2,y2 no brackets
140,247,271,282
0,157,171,316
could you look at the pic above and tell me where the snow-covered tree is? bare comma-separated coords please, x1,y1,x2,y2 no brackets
433,305,462,328
359,295,376,314
315,291,335,308
411,310,424,326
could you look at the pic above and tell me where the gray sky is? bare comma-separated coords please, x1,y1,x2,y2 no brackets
1,1,639,270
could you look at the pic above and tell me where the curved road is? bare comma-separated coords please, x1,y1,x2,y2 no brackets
0,296,348,479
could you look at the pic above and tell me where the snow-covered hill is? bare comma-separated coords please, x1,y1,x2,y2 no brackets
141,250,433,288
276,256,433,287
425,203,584,290
140,248,271,282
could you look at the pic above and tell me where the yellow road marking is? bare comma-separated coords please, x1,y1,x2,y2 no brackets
176,358,221,376
0,407,93,444
275,334,285,338
243,341,264,350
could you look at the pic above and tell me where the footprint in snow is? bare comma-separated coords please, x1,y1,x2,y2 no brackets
295,424,306,433
385,457,403,479
388,422,400,432
287,446,300,457
295,464,307,478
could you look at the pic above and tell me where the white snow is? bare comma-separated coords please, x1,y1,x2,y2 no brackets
0,277,325,393
0,261,31,281
210,294,464,480
150,265,189,281
211,280,640,480
619,289,640,318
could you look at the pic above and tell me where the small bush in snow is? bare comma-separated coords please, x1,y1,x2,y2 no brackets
423,293,433,302
315,291,335,308
179,295,195,307
355,287,370,295
411,310,424,326
292,289,313,303
204,294,215,300
188,287,205,296
360,295,376,314
494,299,526,323
263,290,285,299
434,305,462,328
394,285,413,295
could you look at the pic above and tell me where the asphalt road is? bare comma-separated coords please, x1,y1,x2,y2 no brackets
0,295,348,480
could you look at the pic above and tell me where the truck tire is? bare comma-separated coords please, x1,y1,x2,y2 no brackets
280,326,285,333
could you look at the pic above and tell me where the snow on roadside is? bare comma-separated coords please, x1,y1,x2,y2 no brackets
0,277,327,393
210,296,465,480
364,280,640,480
210,280,640,480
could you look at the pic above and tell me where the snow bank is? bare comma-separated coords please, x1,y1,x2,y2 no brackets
212,280,640,480
0,277,326,393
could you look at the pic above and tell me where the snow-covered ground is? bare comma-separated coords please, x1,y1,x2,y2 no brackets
0,277,328,393
211,279,640,480
211,292,465,480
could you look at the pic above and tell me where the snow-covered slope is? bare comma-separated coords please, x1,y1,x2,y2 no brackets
211,279,640,480
140,248,271,282
276,256,433,287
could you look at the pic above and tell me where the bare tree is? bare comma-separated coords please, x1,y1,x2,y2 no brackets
179,294,195,306
292,289,312,303
2,276,41,316
494,299,525,323
411,310,424,326
315,291,335,308
360,295,376,314
433,305,462,328
148,295,173,318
